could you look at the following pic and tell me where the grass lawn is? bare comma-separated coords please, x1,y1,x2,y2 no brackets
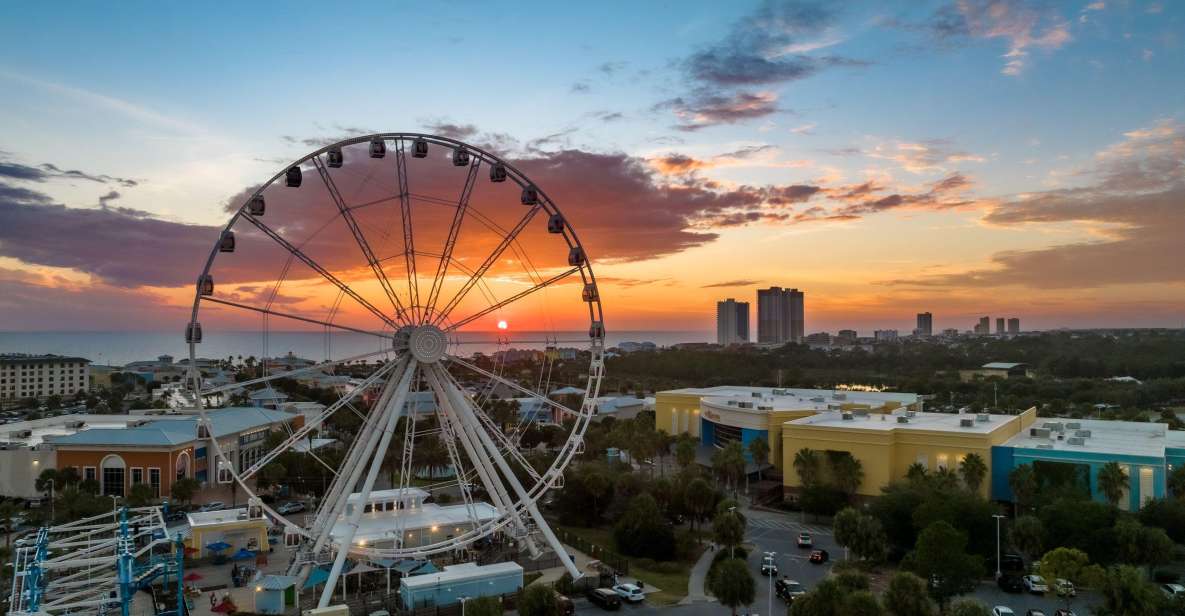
558,524,703,606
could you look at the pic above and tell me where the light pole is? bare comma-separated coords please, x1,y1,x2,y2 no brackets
764,551,776,616
47,478,55,524
993,514,1006,579
459,596,469,616
109,495,120,516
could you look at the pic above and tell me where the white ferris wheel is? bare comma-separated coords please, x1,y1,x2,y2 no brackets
183,133,605,606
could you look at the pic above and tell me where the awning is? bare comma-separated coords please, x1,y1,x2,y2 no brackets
205,542,231,552
231,549,256,561
302,567,330,590
411,562,437,576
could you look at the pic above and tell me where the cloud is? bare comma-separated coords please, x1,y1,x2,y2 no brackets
649,145,807,175
597,61,628,76
0,159,138,187
590,110,625,122
865,139,987,174
657,91,781,131
885,120,1185,289
900,1,1072,75
421,121,480,140
790,123,817,135
570,81,591,94
702,279,763,288
97,190,120,207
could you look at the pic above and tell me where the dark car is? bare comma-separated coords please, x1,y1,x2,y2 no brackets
809,549,829,564
556,593,575,616
1052,610,1077,616
587,588,622,610
998,575,1025,593
775,579,806,603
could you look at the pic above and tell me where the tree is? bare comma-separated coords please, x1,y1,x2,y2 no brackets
35,468,61,495
1097,461,1129,507
906,462,929,484
850,513,888,562
1096,565,1160,616
833,507,861,560
467,596,502,616
518,584,559,616
685,477,715,533
959,453,988,494
883,572,936,616
707,558,754,616
1009,465,1037,512
909,521,983,608
675,436,697,468
947,598,992,616
828,451,864,496
126,483,155,507
747,437,769,479
793,448,823,487
1039,547,1104,606
1008,515,1044,563
613,494,675,560
170,477,200,506
712,510,745,557
711,441,745,493
1167,465,1185,499
1114,518,1174,571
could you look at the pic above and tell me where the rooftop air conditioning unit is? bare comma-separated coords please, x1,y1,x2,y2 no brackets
1066,422,1082,430
1075,430,1092,438
1067,437,1086,445
960,418,975,427
833,393,847,400
773,389,787,396
757,405,772,411
906,410,918,418
11,429,32,439
841,412,854,421
1043,422,1064,432
976,413,991,422
897,416,910,423
752,392,762,398
738,402,753,409
811,396,826,403
1030,428,1051,438
1036,444,1054,449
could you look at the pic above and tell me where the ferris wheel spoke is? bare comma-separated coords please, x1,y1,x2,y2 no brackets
444,266,582,332
425,157,482,320
313,155,410,322
199,347,394,396
445,354,580,419
394,140,420,322
237,360,399,480
440,369,543,482
200,296,395,341
241,212,401,330
432,205,542,325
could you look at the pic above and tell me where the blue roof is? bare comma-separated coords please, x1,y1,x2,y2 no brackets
258,575,299,591
47,407,295,448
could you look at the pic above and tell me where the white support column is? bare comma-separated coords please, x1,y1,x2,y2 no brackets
432,365,581,578
318,360,418,608
424,368,541,557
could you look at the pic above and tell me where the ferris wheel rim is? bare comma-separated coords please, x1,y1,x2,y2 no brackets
184,132,606,561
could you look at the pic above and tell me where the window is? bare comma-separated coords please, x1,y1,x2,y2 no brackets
102,467,125,497
131,468,144,485
84,466,97,482
148,468,161,498
195,447,207,459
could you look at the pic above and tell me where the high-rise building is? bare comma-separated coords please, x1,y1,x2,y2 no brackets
874,329,899,342
1007,318,1020,335
996,318,1005,335
836,329,858,342
916,312,933,337
716,299,750,345
756,287,804,344
0,354,90,403
974,316,991,335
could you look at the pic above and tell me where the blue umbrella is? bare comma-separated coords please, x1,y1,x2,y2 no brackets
302,567,330,590
206,541,232,552
231,548,256,561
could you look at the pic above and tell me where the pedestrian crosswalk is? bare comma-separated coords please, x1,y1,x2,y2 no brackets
746,516,830,535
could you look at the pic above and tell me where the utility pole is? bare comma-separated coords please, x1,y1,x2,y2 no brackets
764,551,776,616
993,514,1006,579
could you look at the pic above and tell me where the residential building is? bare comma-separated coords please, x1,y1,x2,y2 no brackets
1007,318,1021,335
836,329,858,342
974,316,991,335
716,298,750,345
941,328,960,337
996,317,1006,335
916,312,933,337
804,332,831,346
0,354,90,403
756,287,804,344
874,329,899,342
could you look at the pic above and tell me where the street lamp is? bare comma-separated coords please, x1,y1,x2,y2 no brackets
459,596,469,616
47,478,55,525
764,551,776,616
992,514,1006,579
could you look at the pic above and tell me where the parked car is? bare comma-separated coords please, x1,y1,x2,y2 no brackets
1053,610,1077,616
797,532,813,548
997,575,1025,593
369,610,390,616
1025,610,1046,616
275,501,305,515
164,509,188,523
809,549,829,564
196,501,226,512
612,583,644,603
761,556,778,576
1023,574,1049,594
992,608,1015,616
1162,583,1185,598
775,579,806,602
586,588,621,610
555,593,575,616
1054,578,1076,597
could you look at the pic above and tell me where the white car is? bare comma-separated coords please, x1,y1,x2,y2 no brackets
1023,574,1049,594
761,556,778,576
196,501,226,512
1162,583,1185,598
992,607,1015,616
612,583,644,603
275,501,305,515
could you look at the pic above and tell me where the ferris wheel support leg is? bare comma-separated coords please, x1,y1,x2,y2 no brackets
432,366,581,579
425,368,541,557
318,360,417,608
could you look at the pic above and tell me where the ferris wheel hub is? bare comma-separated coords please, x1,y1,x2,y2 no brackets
406,325,447,363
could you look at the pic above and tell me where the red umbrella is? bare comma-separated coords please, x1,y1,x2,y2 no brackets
183,572,203,581
211,598,236,613
184,546,200,554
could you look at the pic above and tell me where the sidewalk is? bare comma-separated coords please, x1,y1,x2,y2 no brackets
680,544,717,605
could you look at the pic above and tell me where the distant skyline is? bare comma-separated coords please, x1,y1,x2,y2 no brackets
1,1,1183,334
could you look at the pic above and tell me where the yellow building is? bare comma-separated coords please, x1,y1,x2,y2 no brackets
781,407,1038,498
185,502,270,558
654,386,922,473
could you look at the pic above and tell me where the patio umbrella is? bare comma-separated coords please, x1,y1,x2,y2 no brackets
184,546,200,554
230,548,256,561
206,541,232,552
183,572,203,581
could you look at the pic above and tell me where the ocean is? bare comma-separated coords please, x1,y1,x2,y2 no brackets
0,330,713,366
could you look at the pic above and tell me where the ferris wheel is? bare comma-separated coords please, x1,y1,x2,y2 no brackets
184,133,604,606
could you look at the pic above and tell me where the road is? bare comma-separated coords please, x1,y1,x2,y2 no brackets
744,509,837,615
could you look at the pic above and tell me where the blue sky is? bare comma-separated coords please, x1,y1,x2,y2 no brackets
0,1,1182,332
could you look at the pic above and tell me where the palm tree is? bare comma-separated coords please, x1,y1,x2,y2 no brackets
1010,465,1038,513
829,452,864,496
1097,461,1129,507
959,453,988,494
793,448,822,488
747,437,770,480
906,462,929,484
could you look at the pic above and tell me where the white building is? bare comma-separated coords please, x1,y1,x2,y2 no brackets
329,488,501,550
0,354,91,404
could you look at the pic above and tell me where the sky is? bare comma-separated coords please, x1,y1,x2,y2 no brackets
0,0,1182,337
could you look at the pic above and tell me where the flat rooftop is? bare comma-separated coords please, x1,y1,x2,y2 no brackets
665,385,919,410
331,501,500,544
1004,418,1182,458
787,409,1020,434
0,407,297,448
401,561,522,590
188,507,266,528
